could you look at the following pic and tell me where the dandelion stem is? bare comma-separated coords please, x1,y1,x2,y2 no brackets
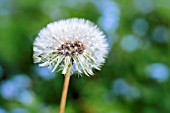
59,63,72,113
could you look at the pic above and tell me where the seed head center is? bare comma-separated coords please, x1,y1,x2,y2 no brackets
57,41,85,56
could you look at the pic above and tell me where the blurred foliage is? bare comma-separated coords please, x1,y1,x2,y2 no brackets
0,0,170,113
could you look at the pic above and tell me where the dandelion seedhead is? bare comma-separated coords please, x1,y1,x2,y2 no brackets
33,18,108,76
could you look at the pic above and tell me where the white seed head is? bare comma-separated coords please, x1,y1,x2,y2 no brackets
33,18,109,76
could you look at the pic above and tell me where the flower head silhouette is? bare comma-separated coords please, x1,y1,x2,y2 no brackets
33,18,108,76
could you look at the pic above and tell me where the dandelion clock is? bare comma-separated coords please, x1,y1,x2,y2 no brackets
33,18,108,113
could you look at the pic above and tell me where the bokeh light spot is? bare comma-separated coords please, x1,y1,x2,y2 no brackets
152,26,169,44
133,0,154,14
0,80,18,100
112,79,140,101
34,66,56,80
98,0,120,33
132,18,149,36
121,35,141,52
16,90,34,106
146,63,169,83
12,74,31,89
0,74,33,104
11,108,28,113
0,108,7,113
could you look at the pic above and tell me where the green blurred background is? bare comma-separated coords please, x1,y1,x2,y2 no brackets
1,0,170,113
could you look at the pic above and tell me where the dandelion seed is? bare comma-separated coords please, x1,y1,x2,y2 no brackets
33,18,108,76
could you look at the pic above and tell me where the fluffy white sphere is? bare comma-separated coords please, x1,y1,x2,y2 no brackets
33,18,108,76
